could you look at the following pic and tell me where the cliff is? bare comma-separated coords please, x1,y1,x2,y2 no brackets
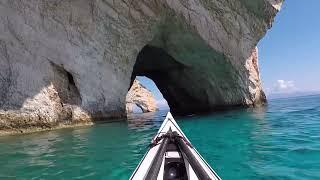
0,0,282,134
126,80,158,113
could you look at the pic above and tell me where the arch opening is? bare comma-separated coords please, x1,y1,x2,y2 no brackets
131,103,143,114
128,14,265,115
130,45,209,115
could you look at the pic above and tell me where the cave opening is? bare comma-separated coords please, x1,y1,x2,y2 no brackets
50,62,82,105
128,43,217,115
67,71,76,88
128,44,190,114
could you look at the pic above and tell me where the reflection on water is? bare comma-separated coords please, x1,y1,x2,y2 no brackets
247,106,268,120
0,96,320,179
126,111,167,131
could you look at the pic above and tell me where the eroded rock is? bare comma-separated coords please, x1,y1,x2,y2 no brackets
126,80,158,113
0,0,282,134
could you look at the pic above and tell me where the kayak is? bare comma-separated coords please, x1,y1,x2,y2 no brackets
130,112,221,180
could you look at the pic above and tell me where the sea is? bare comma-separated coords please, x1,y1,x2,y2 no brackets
0,95,320,179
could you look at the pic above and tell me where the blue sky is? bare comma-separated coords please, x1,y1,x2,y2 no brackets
138,0,320,106
136,76,169,109
258,0,320,94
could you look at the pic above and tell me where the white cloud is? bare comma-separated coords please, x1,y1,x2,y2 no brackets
273,80,297,93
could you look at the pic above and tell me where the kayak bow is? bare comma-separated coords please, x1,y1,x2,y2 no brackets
130,112,221,180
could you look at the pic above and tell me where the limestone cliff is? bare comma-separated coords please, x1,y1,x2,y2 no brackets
0,0,282,134
126,80,158,113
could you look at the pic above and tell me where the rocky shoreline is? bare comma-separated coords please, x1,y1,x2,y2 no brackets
0,119,93,136
0,109,128,136
0,110,93,136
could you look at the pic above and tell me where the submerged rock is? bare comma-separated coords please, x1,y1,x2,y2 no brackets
0,0,282,134
126,80,158,113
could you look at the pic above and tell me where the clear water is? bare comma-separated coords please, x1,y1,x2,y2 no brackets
1,95,320,180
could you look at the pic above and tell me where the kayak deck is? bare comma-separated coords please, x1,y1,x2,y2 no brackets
130,112,221,180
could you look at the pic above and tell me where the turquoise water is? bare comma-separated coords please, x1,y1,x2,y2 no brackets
1,95,320,179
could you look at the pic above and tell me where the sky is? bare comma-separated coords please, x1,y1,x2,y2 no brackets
136,76,169,109
258,0,320,94
138,0,320,106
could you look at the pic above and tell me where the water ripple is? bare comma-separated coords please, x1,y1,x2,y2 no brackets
0,96,320,179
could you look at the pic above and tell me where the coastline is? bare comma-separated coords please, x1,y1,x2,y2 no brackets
0,110,127,136
0,120,94,136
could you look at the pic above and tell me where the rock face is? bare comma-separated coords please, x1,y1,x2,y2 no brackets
126,80,158,113
0,0,282,134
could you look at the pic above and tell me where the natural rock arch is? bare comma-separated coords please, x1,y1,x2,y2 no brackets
129,28,265,115
0,0,281,134
126,79,158,113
